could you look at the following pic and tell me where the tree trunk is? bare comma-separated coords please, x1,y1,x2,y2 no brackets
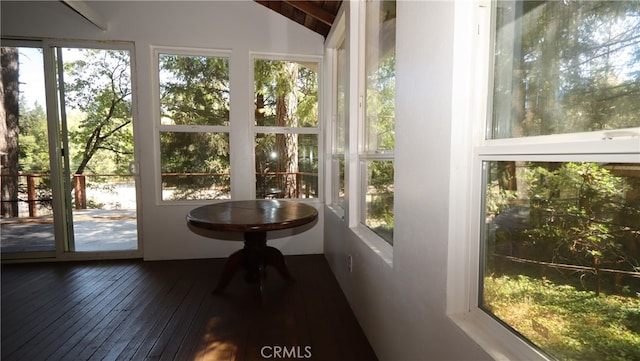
275,97,288,195
1,47,20,217
498,161,517,193
594,257,601,297
255,93,265,126
538,2,562,135
255,93,265,197
275,62,300,198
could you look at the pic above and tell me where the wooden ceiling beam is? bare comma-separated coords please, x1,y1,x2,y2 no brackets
283,1,335,26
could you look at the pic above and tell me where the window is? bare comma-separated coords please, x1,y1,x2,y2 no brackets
253,57,320,199
155,49,231,201
362,0,396,245
478,2,640,360
332,37,347,210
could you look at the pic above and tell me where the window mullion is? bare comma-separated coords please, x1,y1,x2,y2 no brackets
158,124,229,133
253,126,319,135
358,151,394,160
478,136,640,157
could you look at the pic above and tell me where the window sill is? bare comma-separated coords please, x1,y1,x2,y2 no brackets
350,224,393,267
449,311,551,361
327,204,345,221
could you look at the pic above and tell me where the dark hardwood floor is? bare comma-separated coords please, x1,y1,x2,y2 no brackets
1,255,378,361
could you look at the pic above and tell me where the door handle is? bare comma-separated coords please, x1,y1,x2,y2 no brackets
129,162,140,176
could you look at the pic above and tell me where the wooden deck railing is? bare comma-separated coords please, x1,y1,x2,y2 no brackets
1,171,319,217
1,173,133,217
1,173,53,217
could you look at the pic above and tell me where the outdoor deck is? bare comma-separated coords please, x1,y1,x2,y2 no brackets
0,209,137,254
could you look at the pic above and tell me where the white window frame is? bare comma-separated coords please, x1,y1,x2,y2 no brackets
349,0,394,264
249,52,324,201
324,0,394,265
151,46,232,205
325,6,348,218
447,1,640,360
317,0,396,266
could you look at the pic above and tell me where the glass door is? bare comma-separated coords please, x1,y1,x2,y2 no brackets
53,45,140,254
0,40,140,259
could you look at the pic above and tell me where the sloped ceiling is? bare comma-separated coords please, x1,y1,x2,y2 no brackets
60,0,342,38
255,1,342,38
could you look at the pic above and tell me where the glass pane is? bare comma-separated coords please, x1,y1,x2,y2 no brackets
159,54,229,126
255,133,318,199
333,39,347,208
481,161,640,360
332,156,346,209
364,160,394,245
160,131,230,200
335,39,347,154
491,1,640,139
1,46,55,253
365,0,396,152
254,59,318,128
60,47,138,252
71,174,137,251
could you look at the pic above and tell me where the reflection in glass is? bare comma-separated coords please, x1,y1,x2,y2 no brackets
491,1,640,139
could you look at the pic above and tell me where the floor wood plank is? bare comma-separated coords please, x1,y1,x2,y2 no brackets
1,255,377,361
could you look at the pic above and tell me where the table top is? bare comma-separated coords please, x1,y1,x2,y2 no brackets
186,200,318,233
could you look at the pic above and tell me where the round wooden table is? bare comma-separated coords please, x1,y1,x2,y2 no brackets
186,200,318,293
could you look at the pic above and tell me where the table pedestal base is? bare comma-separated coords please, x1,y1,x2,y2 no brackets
213,231,294,294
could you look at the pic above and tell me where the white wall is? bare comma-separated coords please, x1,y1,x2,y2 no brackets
324,2,492,360
1,1,325,260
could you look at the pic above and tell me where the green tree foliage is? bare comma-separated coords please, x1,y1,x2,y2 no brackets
160,55,229,126
365,51,395,241
366,53,395,152
493,1,640,137
485,162,640,358
63,49,133,175
489,162,640,295
526,163,637,275
18,100,49,173
18,100,53,210
158,55,230,199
